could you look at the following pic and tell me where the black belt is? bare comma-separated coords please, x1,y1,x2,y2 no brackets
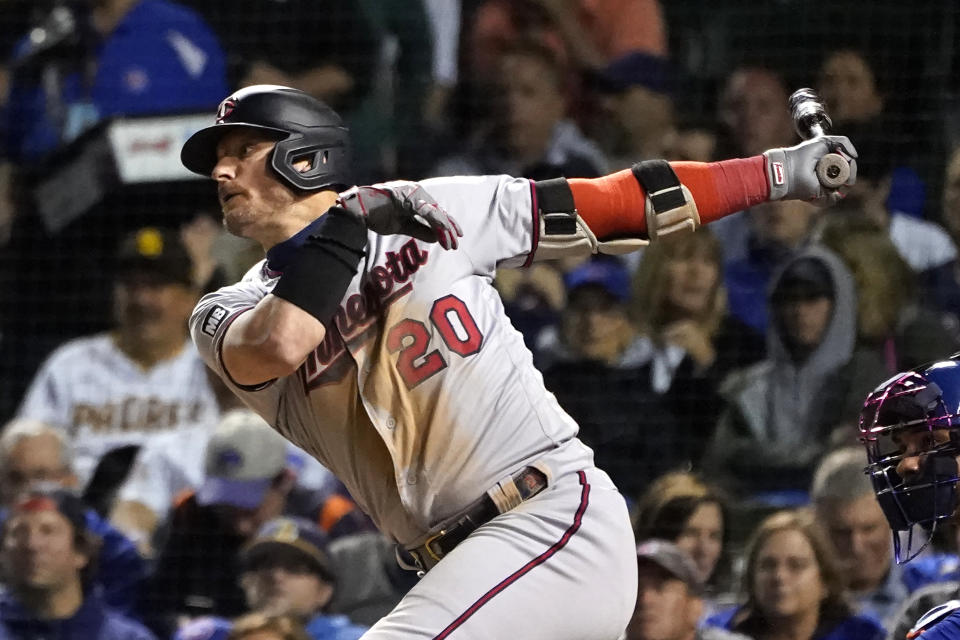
408,466,548,572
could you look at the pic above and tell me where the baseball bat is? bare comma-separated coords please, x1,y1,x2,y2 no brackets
788,88,851,189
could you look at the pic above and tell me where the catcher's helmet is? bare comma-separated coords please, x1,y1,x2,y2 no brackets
859,357,960,563
181,85,352,192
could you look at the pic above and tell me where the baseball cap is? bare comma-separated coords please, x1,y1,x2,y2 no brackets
636,539,704,596
771,256,835,304
564,256,631,302
116,227,194,287
593,51,673,95
241,517,335,582
196,410,289,510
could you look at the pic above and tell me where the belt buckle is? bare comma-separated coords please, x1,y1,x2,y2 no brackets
423,529,447,562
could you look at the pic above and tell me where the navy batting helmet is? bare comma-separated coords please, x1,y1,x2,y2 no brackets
181,85,352,192
859,357,960,563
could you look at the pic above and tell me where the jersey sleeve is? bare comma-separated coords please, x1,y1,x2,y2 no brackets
188,263,285,421
391,175,538,275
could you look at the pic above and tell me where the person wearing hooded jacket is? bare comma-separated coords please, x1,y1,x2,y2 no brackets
702,246,857,498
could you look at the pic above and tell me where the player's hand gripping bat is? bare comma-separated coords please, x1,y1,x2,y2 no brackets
789,88,853,189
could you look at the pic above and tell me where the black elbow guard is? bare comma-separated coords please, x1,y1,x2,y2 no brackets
271,207,367,327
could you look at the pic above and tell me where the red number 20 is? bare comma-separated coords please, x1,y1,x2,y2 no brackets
386,295,484,389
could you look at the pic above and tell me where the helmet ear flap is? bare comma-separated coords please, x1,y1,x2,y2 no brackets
271,133,352,192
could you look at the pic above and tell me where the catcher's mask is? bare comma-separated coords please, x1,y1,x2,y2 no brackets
859,358,960,563
181,84,352,193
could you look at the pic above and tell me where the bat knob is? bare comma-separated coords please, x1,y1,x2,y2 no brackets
816,153,851,189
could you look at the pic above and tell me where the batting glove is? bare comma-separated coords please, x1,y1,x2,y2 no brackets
763,135,858,206
339,182,463,250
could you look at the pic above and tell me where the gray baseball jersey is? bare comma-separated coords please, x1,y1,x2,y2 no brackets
191,176,637,638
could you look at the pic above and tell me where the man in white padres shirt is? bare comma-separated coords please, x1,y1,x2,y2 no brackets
17,227,219,493
181,85,857,639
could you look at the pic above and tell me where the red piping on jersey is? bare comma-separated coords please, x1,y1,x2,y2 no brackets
432,470,591,640
523,179,540,268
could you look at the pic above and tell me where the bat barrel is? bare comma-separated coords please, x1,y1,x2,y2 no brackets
788,88,850,189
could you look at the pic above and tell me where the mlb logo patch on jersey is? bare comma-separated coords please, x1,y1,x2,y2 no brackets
202,305,228,337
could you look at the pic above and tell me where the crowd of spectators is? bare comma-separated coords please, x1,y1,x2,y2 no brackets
0,0,959,638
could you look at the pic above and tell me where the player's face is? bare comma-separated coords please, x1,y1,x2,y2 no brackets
212,129,300,239
0,434,75,507
241,562,332,618
893,427,956,482
674,503,723,583
751,529,826,620
113,275,197,348
663,251,718,317
820,493,891,592
626,563,700,640
2,510,87,590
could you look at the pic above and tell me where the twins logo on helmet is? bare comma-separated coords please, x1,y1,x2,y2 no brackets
216,98,236,123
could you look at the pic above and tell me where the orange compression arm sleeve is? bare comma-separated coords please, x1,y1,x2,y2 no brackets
567,156,769,240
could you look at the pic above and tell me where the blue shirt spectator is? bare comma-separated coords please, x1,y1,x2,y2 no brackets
81,508,148,617
0,489,156,640
3,0,227,163
0,418,147,616
0,592,155,640
0,507,148,620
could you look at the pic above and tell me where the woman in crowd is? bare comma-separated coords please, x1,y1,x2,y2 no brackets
630,228,765,461
706,510,884,640
633,471,732,610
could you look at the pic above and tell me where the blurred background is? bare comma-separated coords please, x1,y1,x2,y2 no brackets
1,1,960,638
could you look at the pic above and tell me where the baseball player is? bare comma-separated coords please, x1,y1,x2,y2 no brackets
858,357,960,639
180,84,856,639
